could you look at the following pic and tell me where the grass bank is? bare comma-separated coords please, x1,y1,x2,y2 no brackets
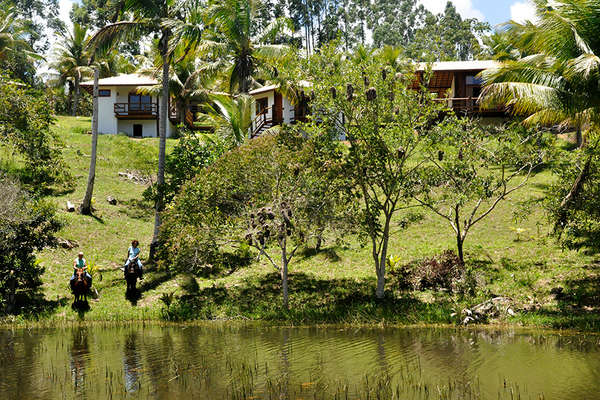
1,116,599,331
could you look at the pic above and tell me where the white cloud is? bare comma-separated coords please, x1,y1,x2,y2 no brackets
510,1,538,24
419,0,485,20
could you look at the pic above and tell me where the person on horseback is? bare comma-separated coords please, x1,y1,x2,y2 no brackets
71,252,92,286
123,240,143,279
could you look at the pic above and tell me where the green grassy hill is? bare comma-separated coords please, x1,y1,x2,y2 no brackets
4,116,599,329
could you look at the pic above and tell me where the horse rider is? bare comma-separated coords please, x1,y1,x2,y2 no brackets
123,240,143,279
71,252,92,285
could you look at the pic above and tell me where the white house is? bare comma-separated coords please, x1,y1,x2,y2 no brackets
80,74,176,138
248,81,311,138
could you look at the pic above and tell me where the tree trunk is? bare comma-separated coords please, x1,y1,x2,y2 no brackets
456,235,464,264
80,68,99,216
6,277,16,313
576,126,583,148
375,216,391,299
555,152,593,232
281,243,289,309
150,30,170,261
315,234,322,252
72,75,80,116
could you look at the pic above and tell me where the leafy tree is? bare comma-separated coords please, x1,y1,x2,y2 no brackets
299,44,444,299
407,2,490,61
0,177,61,313
152,127,228,205
545,137,600,251
0,4,41,84
159,132,349,307
71,0,125,29
368,0,427,49
202,0,292,93
0,74,70,189
480,0,600,237
49,23,92,116
415,119,550,263
6,0,64,53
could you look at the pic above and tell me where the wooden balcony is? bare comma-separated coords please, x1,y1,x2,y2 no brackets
434,97,505,116
114,103,158,119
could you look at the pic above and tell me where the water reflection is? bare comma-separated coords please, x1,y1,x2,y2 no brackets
0,325,598,399
70,328,89,392
123,332,141,393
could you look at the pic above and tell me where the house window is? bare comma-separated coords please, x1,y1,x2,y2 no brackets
99,89,111,97
466,75,483,85
128,93,152,112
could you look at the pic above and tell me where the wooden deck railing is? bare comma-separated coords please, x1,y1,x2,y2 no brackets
114,102,158,117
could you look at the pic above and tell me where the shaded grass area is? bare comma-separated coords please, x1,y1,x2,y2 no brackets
165,272,454,325
1,117,599,331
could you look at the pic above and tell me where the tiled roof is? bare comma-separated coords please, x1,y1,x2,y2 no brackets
80,73,158,87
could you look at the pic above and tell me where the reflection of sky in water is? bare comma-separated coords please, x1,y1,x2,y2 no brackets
0,326,599,399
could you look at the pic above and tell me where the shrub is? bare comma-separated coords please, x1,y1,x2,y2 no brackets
0,177,61,313
0,74,72,191
389,250,467,293
145,128,229,205
413,250,464,291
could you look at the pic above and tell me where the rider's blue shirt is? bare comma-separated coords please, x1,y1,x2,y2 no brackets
128,246,140,260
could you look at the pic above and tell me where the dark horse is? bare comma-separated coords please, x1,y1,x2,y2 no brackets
124,262,139,293
70,268,90,302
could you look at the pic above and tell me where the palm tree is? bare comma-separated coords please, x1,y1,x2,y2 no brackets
136,42,218,126
480,0,600,229
201,94,254,144
81,68,99,216
88,0,200,259
202,0,292,94
480,1,600,147
50,23,92,116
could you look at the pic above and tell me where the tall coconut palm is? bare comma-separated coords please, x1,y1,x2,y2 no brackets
50,23,92,116
480,0,600,146
480,0,600,230
202,0,292,94
136,41,219,126
88,0,202,259
81,68,99,216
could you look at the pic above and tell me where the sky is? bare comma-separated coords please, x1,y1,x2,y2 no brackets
419,0,538,26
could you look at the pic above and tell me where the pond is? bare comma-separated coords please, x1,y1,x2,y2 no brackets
0,324,599,399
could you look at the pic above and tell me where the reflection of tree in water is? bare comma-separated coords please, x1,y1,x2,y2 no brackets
0,330,40,398
144,328,174,397
123,332,142,393
70,328,90,391
277,328,291,399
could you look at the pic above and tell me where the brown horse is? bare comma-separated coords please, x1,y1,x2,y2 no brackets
124,262,138,293
71,268,90,302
